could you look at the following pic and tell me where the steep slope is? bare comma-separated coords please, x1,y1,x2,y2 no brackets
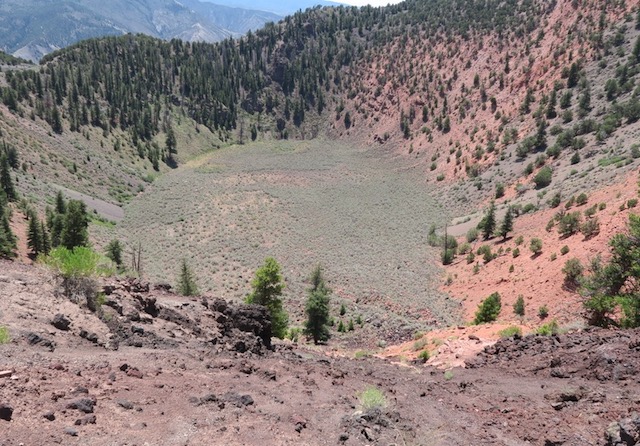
0,0,281,62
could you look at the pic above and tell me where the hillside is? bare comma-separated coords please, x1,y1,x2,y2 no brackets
1,261,640,445
0,0,281,62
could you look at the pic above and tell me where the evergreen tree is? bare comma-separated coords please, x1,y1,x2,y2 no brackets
40,221,50,255
304,265,331,344
26,210,42,257
499,206,514,240
246,257,288,339
105,239,124,268
177,259,199,296
482,201,496,240
61,199,88,249
55,191,66,214
0,155,16,202
0,194,16,258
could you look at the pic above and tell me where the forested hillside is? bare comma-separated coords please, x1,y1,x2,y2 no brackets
0,0,638,207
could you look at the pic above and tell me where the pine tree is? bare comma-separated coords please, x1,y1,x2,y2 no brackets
0,155,16,202
246,257,288,339
499,206,514,240
0,195,16,258
482,201,496,240
40,221,50,255
61,199,88,249
55,191,66,214
304,265,331,344
26,210,42,258
177,259,199,296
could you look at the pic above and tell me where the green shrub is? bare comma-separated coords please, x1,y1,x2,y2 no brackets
533,166,553,189
473,292,502,324
562,258,584,285
580,217,600,239
498,326,522,338
515,235,524,246
538,305,549,319
0,326,10,344
418,350,430,363
43,246,113,311
560,245,570,255
628,198,638,208
513,295,525,316
444,370,454,380
536,320,559,335
359,387,386,411
576,193,588,206
512,248,520,258
466,228,479,243
530,238,543,255
558,212,582,237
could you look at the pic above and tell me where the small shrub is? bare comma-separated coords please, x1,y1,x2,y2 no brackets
509,264,514,273
575,193,588,206
498,326,522,338
560,245,570,255
287,327,302,342
558,212,582,237
512,248,520,258
466,252,476,264
472,263,480,274
530,238,543,255
477,245,494,263
533,166,553,189
580,217,600,239
339,303,346,316
550,252,557,261
474,292,502,324
562,258,584,286
538,305,549,319
413,338,428,351
0,326,10,344
628,199,638,208
354,350,371,359
359,387,386,410
444,370,454,380
513,294,525,316
495,183,505,199
418,350,430,363
466,228,479,243
536,320,559,335
515,235,524,246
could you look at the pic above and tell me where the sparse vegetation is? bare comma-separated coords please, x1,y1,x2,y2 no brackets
499,326,522,338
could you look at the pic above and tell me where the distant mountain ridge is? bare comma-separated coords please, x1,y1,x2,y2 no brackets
201,0,343,15
0,0,282,62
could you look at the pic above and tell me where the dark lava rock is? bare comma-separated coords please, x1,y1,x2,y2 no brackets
66,398,95,414
223,392,254,407
0,403,13,421
26,332,56,351
51,314,71,331
209,298,272,353
43,411,55,421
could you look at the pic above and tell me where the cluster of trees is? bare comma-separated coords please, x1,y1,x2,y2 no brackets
177,257,334,344
27,191,89,258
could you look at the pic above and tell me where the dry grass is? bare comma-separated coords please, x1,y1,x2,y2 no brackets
119,139,461,343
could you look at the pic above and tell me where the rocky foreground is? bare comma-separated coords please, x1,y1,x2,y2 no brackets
0,261,639,445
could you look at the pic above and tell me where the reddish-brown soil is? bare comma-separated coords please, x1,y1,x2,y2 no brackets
1,261,639,445
443,170,640,327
